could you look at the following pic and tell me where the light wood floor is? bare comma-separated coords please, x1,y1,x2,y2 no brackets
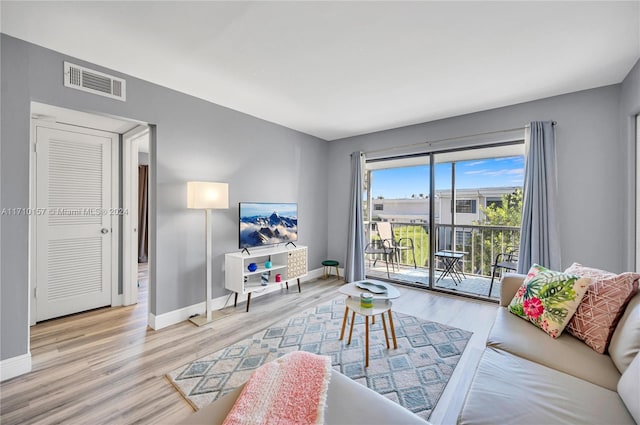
0,266,497,425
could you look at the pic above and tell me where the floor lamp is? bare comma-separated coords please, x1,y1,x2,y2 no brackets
187,181,229,326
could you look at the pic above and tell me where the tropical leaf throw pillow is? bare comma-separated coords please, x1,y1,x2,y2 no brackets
509,264,591,338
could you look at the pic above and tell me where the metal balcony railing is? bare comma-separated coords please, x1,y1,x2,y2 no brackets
365,221,520,278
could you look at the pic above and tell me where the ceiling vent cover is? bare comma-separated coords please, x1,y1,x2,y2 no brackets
63,62,126,101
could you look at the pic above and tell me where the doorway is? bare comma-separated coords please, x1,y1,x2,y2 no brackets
123,127,150,306
31,120,117,321
29,102,150,325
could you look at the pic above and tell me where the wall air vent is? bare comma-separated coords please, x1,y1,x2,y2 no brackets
63,62,126,101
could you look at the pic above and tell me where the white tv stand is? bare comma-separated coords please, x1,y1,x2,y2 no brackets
225,245,308,312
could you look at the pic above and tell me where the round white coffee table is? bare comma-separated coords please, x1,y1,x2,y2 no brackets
338,280,400,367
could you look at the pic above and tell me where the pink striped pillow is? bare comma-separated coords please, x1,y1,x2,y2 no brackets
564,263,639,354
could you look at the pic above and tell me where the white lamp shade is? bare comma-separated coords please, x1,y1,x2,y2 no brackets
187,181,229,209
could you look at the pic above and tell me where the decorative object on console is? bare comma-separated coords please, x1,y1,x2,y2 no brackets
564,263,639,353
187,181,229,327
247,263,257,272
264,261,272,269
508,264,591,338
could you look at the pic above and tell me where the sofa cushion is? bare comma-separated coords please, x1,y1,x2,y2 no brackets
508,264,591,338
458,347,635,425
609,292,640,374
618,353,640,424
564,263,639,353
499,273,526,307
487,307,621,390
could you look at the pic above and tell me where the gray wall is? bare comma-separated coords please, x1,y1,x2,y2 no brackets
620,60,640,269
0,35,329,361
327,83,633,275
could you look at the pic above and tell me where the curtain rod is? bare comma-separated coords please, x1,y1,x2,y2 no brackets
363,121,556,157
525,121,557,128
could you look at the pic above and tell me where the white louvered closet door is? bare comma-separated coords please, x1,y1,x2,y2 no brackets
35,123,115,321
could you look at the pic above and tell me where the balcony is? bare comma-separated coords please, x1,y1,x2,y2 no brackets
364,222,520,300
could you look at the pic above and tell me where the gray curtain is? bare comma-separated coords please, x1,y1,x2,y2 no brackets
517,121,561,273
345,151,366,282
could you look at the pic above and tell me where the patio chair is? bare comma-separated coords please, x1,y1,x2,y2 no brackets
488,248,519,296
376,222,417,269
364,238,395,279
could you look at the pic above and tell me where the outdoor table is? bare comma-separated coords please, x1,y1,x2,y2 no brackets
434,250,467,284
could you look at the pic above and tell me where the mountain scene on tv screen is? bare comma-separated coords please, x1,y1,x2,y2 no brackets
240,210,298,248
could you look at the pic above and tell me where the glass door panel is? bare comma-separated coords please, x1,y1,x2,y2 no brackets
432,147,525,298
364,157,430,286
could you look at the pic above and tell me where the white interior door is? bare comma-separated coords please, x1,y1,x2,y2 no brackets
35,122,116,321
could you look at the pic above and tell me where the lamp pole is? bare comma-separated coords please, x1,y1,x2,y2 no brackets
187,181,228,326
205,208,213,322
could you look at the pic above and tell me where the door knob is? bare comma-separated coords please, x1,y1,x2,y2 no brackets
101,228,109,234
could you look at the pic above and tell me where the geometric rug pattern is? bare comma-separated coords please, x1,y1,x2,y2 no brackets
167,296,472,420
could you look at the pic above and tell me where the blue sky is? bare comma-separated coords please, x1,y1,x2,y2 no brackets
371,156,524,199
240,202,297,218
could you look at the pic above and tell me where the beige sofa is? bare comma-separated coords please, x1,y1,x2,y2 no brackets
459,273,640,425
180,368,431,425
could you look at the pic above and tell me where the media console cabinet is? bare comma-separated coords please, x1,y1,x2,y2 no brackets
225,245,308,312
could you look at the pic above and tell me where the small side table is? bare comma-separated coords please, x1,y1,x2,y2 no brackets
434,250,467,284
339,297,397,367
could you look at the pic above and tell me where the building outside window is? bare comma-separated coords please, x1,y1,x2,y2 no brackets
456,230,472,246
455,199,477,214
486,198,503,209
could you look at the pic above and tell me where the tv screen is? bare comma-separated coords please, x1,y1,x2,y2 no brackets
239,202,298,249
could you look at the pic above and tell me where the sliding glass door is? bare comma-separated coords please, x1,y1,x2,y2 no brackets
364,143,524,300
365,156,431,284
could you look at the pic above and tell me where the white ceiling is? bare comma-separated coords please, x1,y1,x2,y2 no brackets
2,1,639,141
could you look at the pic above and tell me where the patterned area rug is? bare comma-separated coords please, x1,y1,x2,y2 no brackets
167,297,472,420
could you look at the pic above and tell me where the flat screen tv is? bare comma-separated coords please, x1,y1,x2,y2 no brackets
239,202,298,249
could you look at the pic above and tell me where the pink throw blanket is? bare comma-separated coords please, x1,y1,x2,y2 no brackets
222,351,332,425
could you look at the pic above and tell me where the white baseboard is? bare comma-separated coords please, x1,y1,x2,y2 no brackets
0,352,32,382
148,292,232,330
307,266,345,280
306,267,325,281
148,267,327,330
111,294,124,307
